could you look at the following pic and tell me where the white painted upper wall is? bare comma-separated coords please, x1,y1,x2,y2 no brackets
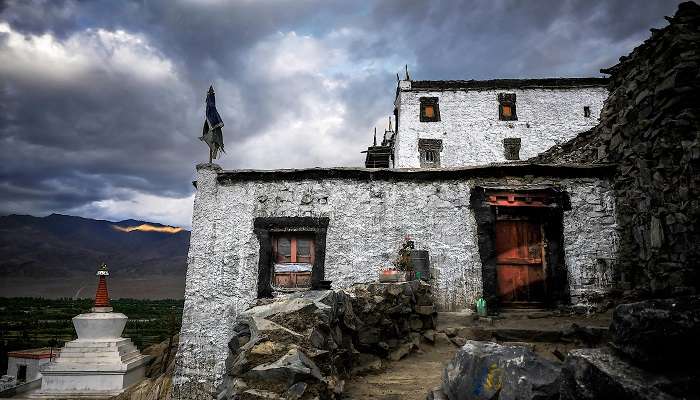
393,81,608,167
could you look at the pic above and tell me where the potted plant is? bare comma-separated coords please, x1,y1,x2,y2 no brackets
379,235,415,282
395,235,415,281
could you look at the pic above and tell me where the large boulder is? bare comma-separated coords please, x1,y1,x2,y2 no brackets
560,347,698,400
441,341,561,400
609,296,700,367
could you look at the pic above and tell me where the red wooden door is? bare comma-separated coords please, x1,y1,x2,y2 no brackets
495,220,545,304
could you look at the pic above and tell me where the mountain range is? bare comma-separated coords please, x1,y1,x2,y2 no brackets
0,214,190,299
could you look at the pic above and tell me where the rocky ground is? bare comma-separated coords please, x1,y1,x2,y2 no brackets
217,281,437,400
344,309,611,400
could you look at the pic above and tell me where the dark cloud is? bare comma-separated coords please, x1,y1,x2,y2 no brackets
0,0,685,226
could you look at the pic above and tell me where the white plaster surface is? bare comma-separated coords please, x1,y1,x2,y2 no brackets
38,313,151,397
72,312,127,340
393,85,608,167
173,165,618,397
6,356,50,382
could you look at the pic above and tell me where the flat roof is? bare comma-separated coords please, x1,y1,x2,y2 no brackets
215,162,615,184
8,348,58,359
408,77,609,91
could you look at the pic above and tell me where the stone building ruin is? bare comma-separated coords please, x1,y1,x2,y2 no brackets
173,3,700,398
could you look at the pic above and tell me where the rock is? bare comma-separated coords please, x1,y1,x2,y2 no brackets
416,305,435,315
250,340,283,356
426,386,448,400
442,327,458,337
409,315,424,331
434,332,452,347
560,347,699,400
246,348,322,386
610,296,700,367
388,342,413,361
441,340,561,400
449,336,466,347
422,329,435,343
358,327,380,345
285,382,307,400
351,353,383,375
240,389,281,399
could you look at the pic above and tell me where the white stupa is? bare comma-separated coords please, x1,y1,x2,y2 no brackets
36,264,151,398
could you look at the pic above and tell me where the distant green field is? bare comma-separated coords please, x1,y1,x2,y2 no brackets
0,297,183,375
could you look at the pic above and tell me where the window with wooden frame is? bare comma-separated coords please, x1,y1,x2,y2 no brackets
584,106,591,118
418,138,443,168
419,97,440,122
498,93,517,121
273,234,315,264
272,234,315,290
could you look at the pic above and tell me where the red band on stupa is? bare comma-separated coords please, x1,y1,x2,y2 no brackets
94,275,110,308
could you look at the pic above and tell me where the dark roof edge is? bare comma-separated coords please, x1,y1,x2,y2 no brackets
216,163,616,183
409,77,609,91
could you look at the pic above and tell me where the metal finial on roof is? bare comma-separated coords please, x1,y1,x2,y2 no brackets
396,73,400,82
373,127,377,146
405,64,410,81
388,116,392,131
96,263,109,276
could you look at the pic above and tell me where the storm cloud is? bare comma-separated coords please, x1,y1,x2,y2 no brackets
0,0,684,227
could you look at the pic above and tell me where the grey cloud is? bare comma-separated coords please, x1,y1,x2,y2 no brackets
0,0,686,223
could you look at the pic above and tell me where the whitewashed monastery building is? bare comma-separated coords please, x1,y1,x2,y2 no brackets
174,75,619,396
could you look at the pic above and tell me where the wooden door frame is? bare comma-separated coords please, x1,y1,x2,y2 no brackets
470,187,570,309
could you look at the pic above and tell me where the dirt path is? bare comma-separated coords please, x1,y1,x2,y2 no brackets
343,340,456,400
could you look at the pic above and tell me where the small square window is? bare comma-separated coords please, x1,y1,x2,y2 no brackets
584,106,591,118
420,97,440,122
418,138,442,168
498,93,517,121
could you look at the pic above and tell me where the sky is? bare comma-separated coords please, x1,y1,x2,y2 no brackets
0,0,684,228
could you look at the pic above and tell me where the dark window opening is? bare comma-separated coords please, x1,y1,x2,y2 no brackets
419,97,440,122
418,138,442,168
498,93,517,121
254,217,329,298
17,365,27,382
584,106,591,118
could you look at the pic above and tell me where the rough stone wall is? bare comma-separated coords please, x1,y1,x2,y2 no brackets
394,86,607,167
534,2,700,295
172,165,617,397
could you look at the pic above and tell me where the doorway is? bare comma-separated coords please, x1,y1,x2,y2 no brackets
17,364,27,382
495,217,546,306
470,187,570,309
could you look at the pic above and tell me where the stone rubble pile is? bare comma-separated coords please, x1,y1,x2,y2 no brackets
217,280,436,400
533,1,700,296
560,296,700,400
428,296,700,400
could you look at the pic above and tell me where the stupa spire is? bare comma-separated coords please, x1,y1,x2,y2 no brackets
93,263,112,312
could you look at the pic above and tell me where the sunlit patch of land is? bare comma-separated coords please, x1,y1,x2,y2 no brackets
112,224,183,234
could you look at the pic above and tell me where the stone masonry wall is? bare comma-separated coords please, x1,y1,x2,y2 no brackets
394,86,607,167
534,2,700,295
172,164,617,398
